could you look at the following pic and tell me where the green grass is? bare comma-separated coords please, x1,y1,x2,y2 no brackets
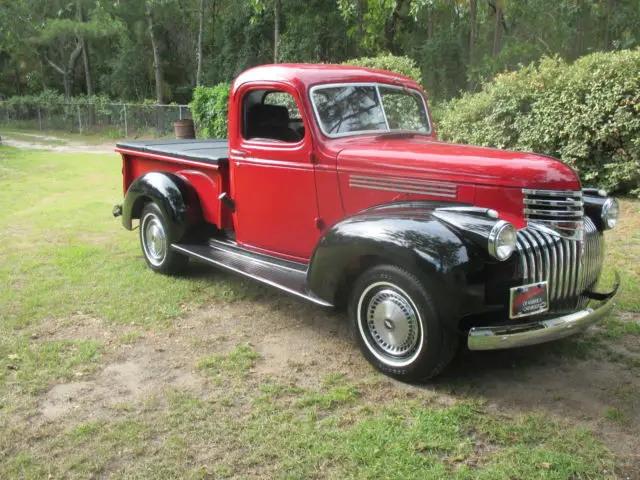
0,382,617,479
605,408,626,424
601,199,640,312
196,343,259,379
0,336,101,394
0,147,265,333
0,144,637,478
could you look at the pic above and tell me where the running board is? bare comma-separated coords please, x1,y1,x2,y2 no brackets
171,243,333,307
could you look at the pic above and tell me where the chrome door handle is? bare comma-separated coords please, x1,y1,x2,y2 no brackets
231,149,247,157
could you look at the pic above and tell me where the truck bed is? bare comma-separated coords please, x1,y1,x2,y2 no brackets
116,139,228,166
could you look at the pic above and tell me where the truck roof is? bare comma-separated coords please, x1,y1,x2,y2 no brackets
233,63,423,92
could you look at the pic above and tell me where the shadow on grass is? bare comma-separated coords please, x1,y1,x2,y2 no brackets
164,257,640,448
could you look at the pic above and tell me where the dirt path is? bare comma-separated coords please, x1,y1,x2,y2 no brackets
1,131,115,154
35,293,640,470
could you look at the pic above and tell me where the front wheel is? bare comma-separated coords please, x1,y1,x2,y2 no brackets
348,265,457,382
139,203,188,274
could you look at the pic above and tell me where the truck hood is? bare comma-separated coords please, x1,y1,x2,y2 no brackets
336,137,580,190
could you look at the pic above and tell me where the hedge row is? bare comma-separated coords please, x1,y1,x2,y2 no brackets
190,83,231,139
2,90,115,108
438,49,640,195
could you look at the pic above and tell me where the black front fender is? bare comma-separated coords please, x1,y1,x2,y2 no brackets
307,205,485,322
122,172,197,241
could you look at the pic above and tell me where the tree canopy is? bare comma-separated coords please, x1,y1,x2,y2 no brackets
1,0,639,103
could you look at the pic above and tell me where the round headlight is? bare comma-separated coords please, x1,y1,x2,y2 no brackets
601,198,619,230
488,221,517,261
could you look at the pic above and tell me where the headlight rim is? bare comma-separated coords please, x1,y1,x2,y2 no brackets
488,220,517,261
601,197,619,230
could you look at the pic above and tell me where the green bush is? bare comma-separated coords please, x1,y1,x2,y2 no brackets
190,83,232,139
342,55,422,84
438,49,640,195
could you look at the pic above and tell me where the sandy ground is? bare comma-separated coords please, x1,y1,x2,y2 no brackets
34,296,640,472
0,131,115,154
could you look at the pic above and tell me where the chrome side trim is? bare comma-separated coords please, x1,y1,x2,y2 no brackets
435,206,499,218
349,175,458,198
171,244,333,308
350,175,458,189
468,273,619,351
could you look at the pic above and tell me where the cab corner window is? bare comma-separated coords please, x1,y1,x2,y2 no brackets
242,90,305,143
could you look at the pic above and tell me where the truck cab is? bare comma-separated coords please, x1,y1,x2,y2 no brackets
114,64,620,382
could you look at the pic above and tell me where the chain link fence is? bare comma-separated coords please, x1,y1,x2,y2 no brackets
0,102,192,138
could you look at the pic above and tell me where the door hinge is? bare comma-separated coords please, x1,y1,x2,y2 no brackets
219,192,236,212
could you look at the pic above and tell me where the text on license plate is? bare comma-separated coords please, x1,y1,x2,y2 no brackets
509,281,549,319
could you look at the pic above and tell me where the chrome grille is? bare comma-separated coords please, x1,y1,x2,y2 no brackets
516,217,602,312
523,189,584,240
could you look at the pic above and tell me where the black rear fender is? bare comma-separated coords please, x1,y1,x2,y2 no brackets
122,172,200,241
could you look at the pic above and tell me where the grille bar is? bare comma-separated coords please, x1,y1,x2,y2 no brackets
523,189,584,198
516,217,602,312
523,189,585,240
524,209,583,218
523,198,582,207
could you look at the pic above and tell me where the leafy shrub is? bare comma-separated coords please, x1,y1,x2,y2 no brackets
190,83,232,139
342,55,422,84
438,49,640,195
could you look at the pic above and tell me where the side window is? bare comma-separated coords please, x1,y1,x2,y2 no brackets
243,90,305,143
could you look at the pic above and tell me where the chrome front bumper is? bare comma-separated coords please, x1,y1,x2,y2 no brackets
468,273,620,351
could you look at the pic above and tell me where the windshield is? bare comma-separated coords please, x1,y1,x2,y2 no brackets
310,83,431,138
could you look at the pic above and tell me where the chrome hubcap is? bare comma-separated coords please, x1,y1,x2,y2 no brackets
142,214,166,266
365,288,420,357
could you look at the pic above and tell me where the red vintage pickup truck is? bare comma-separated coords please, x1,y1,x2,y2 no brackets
114,64,619,382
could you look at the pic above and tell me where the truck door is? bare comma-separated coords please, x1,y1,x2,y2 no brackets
229,85,320,261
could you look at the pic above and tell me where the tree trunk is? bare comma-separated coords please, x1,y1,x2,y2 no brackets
77,0,94,123
576,0,586,57
384,0,407,54
469,0,477,64
196,0,205,85
274,0,281,63
492,0,503,56
14,67,21,95
604,0,616,50
427,5,434,39
80,42,92,97
146,1,165,133
40,60,47,90
46,42,82,99
358,0,365,54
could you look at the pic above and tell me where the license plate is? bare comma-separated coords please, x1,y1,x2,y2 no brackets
509,281,549,319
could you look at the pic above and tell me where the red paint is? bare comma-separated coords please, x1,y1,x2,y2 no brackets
119,64,584,262
119,153,230,229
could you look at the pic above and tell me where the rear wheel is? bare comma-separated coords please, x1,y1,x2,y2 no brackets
348,265,457,382
140,203,188,274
